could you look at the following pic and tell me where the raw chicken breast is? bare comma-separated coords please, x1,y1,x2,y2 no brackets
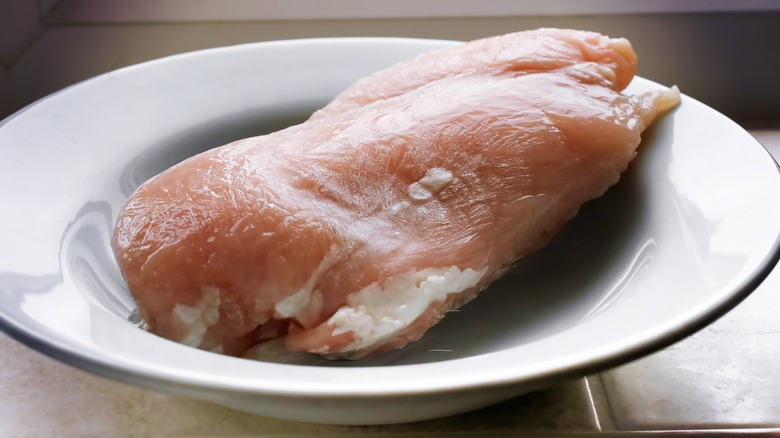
310,28,639,120
112,29,680,359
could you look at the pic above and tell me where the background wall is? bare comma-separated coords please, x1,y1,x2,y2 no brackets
2,0,779,121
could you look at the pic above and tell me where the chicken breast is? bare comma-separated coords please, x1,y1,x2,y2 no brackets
112,29,680,359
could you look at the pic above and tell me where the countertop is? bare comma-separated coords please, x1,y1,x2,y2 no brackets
1,129,779,437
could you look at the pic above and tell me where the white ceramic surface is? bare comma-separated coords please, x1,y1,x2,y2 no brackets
0,38,779,425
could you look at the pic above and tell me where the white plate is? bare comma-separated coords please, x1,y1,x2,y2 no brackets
1,37,779,425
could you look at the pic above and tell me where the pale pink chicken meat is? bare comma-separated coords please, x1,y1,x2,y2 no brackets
112,29,680,359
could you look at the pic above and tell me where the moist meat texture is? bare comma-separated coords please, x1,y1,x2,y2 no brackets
112,28,680,359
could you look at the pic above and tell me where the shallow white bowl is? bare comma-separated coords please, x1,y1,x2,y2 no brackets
1,37,779,425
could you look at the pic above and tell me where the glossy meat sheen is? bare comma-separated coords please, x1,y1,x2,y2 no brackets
310,28,638,120
112,29,680,358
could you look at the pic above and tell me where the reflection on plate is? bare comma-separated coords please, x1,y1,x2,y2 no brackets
1,38,779,424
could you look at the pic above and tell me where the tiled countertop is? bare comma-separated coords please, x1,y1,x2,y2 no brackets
1,129,779,437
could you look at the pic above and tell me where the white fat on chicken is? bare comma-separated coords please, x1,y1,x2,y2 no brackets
171,285,221,347
325,265,487,353
408,167,453,201
273,240,358,325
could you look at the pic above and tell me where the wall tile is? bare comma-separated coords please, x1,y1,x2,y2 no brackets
0,65,15,118
6,13,780,121
43,0,780,23
37,0,62,17
0,0,43,66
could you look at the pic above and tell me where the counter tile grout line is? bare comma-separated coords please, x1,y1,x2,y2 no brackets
584,375,617,431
